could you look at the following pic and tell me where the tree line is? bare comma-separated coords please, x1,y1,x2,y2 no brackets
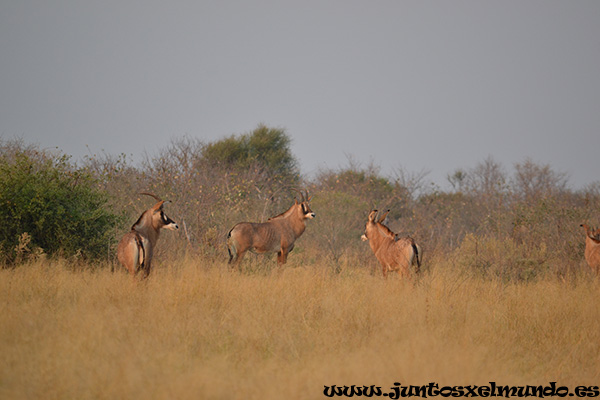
1,125,599,280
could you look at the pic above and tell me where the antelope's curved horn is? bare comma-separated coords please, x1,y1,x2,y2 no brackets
291,188,305,202
140,192,163,202
303,189,311,202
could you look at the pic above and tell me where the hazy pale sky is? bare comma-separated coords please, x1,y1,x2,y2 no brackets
1,1,599,189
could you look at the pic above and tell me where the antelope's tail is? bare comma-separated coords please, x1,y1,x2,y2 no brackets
133,231,146,271
226,228,236,264
412,242,421,273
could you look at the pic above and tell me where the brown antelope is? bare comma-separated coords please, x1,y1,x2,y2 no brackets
227,190,315,268
580,223,600,274
361,209,421,279
117,193,178,278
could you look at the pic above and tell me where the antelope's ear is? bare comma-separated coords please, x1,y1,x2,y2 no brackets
307,195,313,202
151,200,165,214
377,210,390,224
294,197,299,204
368,210,378,222
581,224,591,237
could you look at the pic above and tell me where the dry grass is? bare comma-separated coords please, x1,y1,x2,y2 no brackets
1,258,599,400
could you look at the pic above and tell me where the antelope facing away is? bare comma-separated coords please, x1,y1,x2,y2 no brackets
361,209,421,279
117,193,178,278
227,190,315,268
580,223,600,274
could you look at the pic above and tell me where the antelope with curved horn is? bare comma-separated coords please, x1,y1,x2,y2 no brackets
227,190,315,268
117,193,179,278
361,209,421,279
580,223,600,274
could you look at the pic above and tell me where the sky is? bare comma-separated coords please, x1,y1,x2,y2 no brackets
1,1,599,190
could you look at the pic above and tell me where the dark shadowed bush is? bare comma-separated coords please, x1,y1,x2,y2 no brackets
201,124,300,185
0,140,122,265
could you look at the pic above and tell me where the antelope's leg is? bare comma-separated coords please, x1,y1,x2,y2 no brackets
277,240,291,265
381,262,388,279
231,250,246,269
277,247,289,265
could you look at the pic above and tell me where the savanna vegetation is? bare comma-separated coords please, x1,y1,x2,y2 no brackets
1,126,599,399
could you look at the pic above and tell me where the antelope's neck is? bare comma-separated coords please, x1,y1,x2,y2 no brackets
133,215,160,247
368,226,391,251
587,236,600,249
290,219,306,237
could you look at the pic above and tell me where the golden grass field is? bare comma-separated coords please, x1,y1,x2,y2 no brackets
1,257,599,400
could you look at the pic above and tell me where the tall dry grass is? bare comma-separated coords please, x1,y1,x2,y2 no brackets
1,258,599,400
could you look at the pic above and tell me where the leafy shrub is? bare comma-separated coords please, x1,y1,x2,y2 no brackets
0,142,122,265
202,124,300,185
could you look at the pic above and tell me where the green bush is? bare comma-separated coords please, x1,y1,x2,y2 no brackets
201,124,300,184
0,144,122,265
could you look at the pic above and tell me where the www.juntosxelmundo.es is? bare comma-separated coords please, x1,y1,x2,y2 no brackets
323,382,600,398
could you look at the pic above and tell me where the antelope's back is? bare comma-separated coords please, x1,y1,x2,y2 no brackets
229,221,281,253
393,236,419,266
584,235,600,270
373,236,414,265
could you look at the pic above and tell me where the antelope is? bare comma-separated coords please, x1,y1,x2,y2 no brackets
580,223,600,274
361,209,421,279
227,190,315,268
117,193,178,278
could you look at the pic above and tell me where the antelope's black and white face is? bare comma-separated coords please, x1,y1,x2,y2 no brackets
155,207,179,231
300,200,315,220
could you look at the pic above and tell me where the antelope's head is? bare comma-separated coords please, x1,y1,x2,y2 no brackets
362,209,394,242
134,192,179,232
151,200,179,231
581,224,600,242
294,189,315,220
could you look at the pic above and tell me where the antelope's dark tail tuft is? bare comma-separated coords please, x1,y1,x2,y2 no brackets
412,242,421,273
226,228,235,264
